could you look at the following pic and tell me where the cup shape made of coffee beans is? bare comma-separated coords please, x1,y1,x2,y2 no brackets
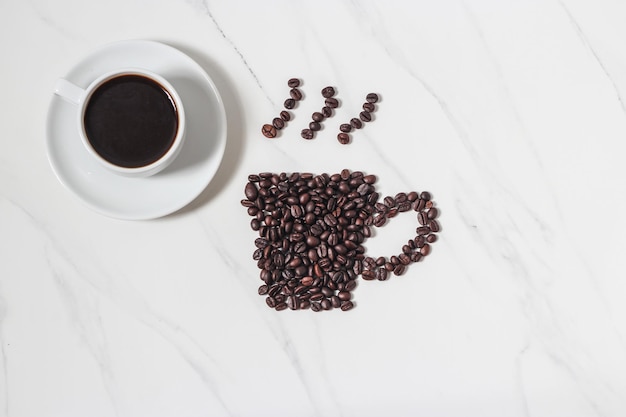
241,170,440,312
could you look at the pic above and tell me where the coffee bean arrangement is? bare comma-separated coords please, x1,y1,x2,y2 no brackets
337,93,379,145
241,170,439,312
262,78,303,138
361,191,439,280
261,78,378,144
301,86,339,140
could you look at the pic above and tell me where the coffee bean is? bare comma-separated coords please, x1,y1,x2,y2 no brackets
393,264,405,276
266,297,277,308
311,302,322,312
366,93,379,103
420,244,431,256
363,102,375,112
418,212,428,225
416,226,430,236
262,124,277,138
407,191,419,202
309,121,321,131
273,117,285,130
340,123,352,133
258,285,269,295
288,78,300,88
375,268,388,281
290,88,303,101
420,191,431,201
429,220,440,232
337,133,350,144
426,234,437,243
325,97,339,108
331,295,341,308
350,118,363,129
301,129,314,140
362,270,376,280
428,207,439,219
359,111,372,122
284,98,296,109
245,182,258,200
280,110,291,121
321,86,336,98
322,106,333,118
340,301,354,311
321,298,332,310
275,302,288,311
312,112,324,122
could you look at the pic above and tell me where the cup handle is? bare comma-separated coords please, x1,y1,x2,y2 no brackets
54,78,85,105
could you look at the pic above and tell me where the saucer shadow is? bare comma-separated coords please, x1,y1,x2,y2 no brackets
164,42,245,217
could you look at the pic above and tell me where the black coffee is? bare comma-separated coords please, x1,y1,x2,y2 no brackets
84,75,178,168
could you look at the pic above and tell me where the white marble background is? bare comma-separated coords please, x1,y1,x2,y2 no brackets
2,0,626,416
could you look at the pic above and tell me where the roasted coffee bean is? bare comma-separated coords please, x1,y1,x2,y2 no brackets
262,124,277,138
266,297,277,308
429,220,440,232
288,78,300,88
366,93,379,103
311,302,322,312
312,111,324,122
284,98,296,109
416,226,431,236
420,191,431,201
363,102,375,112
290,88,303,101
376,268,388,281
322,106,333,118
399,253,411,265
362,270,376,280
309,121,321,131
337,133,350,144
426,234,437,243
340,123,352,133
273,117,285,130
398,201,412,212
359,111,372,122
350,118,363,129
345,280,357,291
325,97,339,108
393,264,405,276
407,191,419,202
331,295,341,308
280,110,291,121
428,207,439,219
420,244,431,256
418,212,428,225
275,302,288,311
245,182,258,200
321,298,332,310
383,196,395,207
301,128,314,140
258,285,269,295
301,276,314,286
338,291,351,301
339,300,354,311
321,86,336,98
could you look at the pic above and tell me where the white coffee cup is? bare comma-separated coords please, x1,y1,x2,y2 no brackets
55,68,186,177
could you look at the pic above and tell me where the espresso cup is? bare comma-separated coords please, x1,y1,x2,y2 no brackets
55,68,186,177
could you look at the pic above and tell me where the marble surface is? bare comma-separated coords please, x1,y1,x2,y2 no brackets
2,0,626,416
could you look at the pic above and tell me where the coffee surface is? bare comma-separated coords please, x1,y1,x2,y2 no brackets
84,75,178,168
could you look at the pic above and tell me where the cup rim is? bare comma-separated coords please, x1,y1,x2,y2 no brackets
78,68,186,177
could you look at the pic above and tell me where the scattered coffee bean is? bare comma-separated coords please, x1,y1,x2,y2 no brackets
280,110,291,121
366,93,379,103
309,121,321,131
337,133,350,144
363,102,375,112
284,98,296,109
321,86,336,98
262,124,277,138
340,123,352,133
288,78,300,88
350,118,363,129
290,88,303,101
325,97,339,108
273,117,285,130
359,111,372,122
301,129,314,140
312,112,324,122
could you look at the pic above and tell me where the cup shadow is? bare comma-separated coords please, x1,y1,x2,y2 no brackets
164,41,245,218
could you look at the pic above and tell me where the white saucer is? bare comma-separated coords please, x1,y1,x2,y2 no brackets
46,40,227,220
